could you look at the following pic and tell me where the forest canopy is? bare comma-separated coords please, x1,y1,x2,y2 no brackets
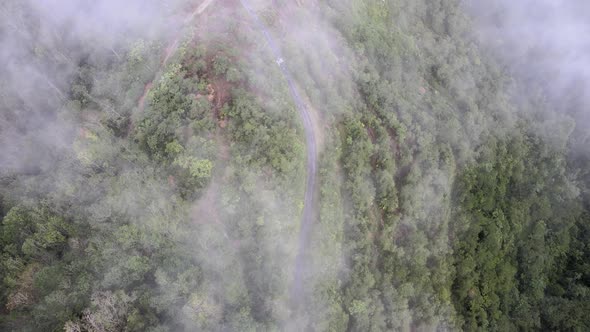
0,0,589,331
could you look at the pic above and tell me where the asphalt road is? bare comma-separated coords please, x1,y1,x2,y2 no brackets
238,0,318,308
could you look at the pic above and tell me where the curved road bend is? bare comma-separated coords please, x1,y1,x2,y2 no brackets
238,0,318,308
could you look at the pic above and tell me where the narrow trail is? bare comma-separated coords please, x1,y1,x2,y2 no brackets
186,0,218,23
237,0,318,309
137,0,217,113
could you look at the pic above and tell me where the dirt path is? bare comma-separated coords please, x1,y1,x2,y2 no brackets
137,82,152,111
186,0,217,23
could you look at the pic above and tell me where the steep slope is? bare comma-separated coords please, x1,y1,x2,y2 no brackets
0,0,589,331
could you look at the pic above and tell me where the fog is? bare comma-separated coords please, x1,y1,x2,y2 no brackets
0,0,189,173
0,0,353,329
469,0,590,147
2,0,588,330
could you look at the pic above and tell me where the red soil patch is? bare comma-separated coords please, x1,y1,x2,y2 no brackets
168,175,176,188
212,79,232,110
78,127,91,140
366,125,376,144
138,82,153,111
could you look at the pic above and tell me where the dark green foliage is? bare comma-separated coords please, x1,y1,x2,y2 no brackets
135,63,212,161
451,135,590,330
227,88,302,177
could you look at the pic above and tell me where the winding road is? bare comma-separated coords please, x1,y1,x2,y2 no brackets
237,0,318,308
142,0,317,309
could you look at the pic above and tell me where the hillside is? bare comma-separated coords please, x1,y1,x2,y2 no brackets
0,0,589,331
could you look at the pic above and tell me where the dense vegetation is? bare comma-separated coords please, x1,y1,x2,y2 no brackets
1,0,589,331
